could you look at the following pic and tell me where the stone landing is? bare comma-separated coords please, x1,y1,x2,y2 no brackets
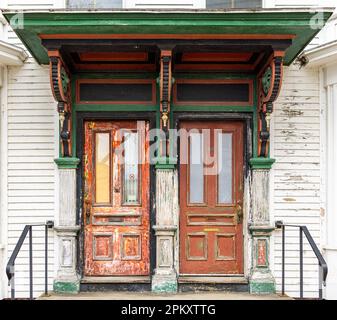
38,292,292,300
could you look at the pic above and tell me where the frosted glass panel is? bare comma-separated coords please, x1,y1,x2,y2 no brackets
218,133,232,204
123,132,139,204
189,133,204,204
95,133,110,203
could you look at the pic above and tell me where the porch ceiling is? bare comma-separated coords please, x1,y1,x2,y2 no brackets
2,9,334,67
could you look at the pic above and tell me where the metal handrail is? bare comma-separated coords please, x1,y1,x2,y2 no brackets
275,221,328,300
6,221,54,299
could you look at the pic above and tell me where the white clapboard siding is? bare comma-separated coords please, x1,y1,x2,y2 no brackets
3,0,63,299
271,64,321,298
125,0,205,8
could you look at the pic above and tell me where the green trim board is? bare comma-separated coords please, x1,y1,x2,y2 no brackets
75,104,158,112
2,10,333,65
54,157,80,169
250,157,276,169
53,280,80,294
249,280,276,294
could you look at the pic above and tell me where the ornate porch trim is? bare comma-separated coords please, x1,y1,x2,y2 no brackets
159,49,172,159
257,53,284,157
48,50,72,157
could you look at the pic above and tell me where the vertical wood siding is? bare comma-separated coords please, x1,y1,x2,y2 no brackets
4,0,63,299
271,64,321,298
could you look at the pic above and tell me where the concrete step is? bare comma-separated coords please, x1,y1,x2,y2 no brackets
38,291,292,300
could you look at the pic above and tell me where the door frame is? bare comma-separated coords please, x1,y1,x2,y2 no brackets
173,112,253,278
76,111,157,280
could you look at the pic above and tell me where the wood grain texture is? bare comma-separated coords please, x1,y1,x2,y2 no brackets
179,120,244,274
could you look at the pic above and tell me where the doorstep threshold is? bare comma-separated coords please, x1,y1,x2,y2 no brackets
81,276,151,284
178,275,248,284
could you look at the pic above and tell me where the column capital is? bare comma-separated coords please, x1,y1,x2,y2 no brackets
249,225,275,236
54,157,80,169
54,225,80,235
249,157,275,170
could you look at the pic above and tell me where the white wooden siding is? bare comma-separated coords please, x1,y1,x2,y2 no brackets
2,0,64,299
271,64,322,298
124,0,205,8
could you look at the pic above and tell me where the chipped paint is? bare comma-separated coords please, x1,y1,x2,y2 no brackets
281,105,304,117
83,121,150,276
283,197,296,202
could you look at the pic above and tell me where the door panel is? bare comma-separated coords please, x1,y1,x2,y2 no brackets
180,121,244,274
84,120,150,276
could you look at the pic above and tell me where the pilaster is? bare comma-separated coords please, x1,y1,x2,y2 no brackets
53,158,80,294
152,168,178,293
249,160,276,294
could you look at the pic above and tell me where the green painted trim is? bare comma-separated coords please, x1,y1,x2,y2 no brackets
152,280,178,293
155,157,177,169
53,280,80,294
2,11,333,65
155,163,176,170
75,104,158,112
249,281,276,295
172,106,253,112
54,157,80,169
249,157,275,169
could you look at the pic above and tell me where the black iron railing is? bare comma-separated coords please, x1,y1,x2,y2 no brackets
6,221,54,299
275,221,328,300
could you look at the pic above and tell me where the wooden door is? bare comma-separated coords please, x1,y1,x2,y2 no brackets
83,120,150,276
179,121,244,274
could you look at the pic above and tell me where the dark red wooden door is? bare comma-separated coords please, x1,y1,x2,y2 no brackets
83,120,150,276
180,121,244,274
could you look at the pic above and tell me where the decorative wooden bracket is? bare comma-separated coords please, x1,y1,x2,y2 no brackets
48,50,72,157
159,50,172,157
257,53,284,157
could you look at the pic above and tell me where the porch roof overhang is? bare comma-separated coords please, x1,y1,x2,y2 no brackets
1,8,334,66
0,40,28,65
302,40,337,68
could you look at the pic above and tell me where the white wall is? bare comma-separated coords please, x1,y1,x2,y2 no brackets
1,0,65,299
268,0,337,299
320,62,337,300
270,64,322,298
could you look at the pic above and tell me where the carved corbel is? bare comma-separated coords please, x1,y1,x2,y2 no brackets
257,54,283,157
159,50,173,157
48,51,72,157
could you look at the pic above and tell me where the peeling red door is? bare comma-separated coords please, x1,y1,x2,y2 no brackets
84,120,150,276
180,121,244,274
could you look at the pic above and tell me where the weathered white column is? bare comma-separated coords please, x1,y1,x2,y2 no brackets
249,159,276,294
53,158,80,294
152,168,178,293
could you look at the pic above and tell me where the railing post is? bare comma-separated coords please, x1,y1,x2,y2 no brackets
29,226,33,299
45,224,48,296
282,225,285,296
299,227,303,299
319,264,323,300
10,265,15,299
